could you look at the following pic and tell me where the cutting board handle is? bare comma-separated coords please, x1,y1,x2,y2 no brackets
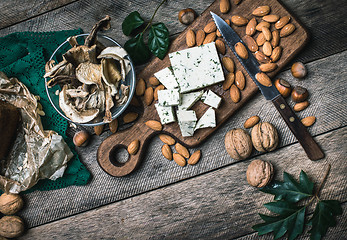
97,118,156,177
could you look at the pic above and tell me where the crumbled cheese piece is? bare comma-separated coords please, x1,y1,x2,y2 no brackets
155,104,176,124
201,90,222,109
176,110,197,137
178,91,204,110
157,89,181,106
154,67,179,89
194,107,216,130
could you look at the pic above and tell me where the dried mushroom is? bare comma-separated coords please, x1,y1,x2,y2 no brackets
44,16,131,124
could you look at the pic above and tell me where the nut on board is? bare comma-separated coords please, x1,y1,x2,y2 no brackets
251,122,279,152
246,159,274,187
225,128,253,160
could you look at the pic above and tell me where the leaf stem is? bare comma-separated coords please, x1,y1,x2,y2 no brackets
315,164,331,199
142,0,167,34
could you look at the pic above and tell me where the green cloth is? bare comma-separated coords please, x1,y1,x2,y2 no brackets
0,30,92,192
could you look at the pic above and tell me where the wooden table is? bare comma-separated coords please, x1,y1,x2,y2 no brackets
1,0,346,239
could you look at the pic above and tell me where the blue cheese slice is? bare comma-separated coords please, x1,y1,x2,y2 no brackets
157,89,181,106
169,42,225,93
194,107,216,130
176,110,197,137
178,91,204,110
154,67,179,89
201,90,222,109
155,104,175,124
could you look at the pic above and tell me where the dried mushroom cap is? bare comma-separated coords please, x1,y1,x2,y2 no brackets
101,58,122,96
246,159,274,187
103,85,114,123
225,128,253,160
251,122,279,152
63,44,98,66
85,15,111,47
75,62,103,87
65,87,89,98
44,59,70,78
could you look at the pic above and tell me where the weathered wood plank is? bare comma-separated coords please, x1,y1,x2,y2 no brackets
17,50,347,228
0,0,78,29
19,127,347,239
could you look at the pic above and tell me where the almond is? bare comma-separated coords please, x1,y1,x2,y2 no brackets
215,39,226,55
154,84,165,101
244,115,260,129
223,73,235,90
256,73,272,87
243,35,258,52
262,27,272,41
256,21,270,31
220,0,231,14
230,84,240,103
259,63,278,72
204,21,217,33
280,23,295,37
203,32,217,44
262,41,272,56
145,120,163,131
235,42,248,59
159,134,176,145
301,116,316,127
246,18,257,36
293,101,309,112
144,87,154,106
94,125,104,136
252,6,270,17
173,153,186,167
271,30,280,48
123,112,138,123
175,143,190,158
188,150,201,165
149,76,159,86
161,144,173,160
262,14,280,23
254,51,271,63
127,139,140,155
235,71,245,90
196,30,205,46
217,19,230,37
231,16,249,26
270,46,282,62
275,16,291,29
109,118,118,133
222,56,235,73
186,29,196,47
256,32,266,46
135,78,146,96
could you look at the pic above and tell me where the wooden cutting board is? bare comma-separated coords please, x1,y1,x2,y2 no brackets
97,0,309,176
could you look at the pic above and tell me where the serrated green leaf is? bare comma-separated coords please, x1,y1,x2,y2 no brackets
253,202,306,240
124,33,151,65
122,11,145,36
309,200,342,240
148,22,169,60
260,171,314,203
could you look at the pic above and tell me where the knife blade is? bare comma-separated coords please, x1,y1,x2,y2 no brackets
211,12,324,160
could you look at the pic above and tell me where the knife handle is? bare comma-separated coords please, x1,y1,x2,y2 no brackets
272,95,324,161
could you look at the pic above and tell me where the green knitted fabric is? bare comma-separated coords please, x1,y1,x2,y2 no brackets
0,30,92,192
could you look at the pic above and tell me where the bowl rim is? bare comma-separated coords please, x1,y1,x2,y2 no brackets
44,33,136,127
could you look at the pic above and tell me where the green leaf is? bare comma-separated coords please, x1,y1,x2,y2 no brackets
308,200,343,240
148,22,170,60
260,170,314,203
253,201,306,240
122,11,145,36
124,33,151,65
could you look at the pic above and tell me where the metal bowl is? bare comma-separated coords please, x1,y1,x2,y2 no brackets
45,33,136,127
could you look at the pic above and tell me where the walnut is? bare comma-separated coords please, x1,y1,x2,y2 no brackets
246,159,274,187
0,193,24,215
225,128,253,160
0,216,25,238
251,122,279,152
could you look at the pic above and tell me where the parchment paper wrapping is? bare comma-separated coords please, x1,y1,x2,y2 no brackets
0,72,73,193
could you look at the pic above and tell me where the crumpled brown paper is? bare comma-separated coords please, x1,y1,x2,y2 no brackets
0,72,73,193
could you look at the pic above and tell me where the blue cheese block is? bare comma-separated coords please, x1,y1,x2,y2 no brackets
157,89,181,106
155,104,176,124
201,90,222,109
176,110,197,137
178,91,204,110
169,42,225,93
194,107,216,130
154,67,179,89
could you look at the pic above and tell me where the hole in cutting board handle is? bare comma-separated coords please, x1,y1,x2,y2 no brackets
109,145,129,167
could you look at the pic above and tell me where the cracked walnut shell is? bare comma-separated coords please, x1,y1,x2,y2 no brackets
251,122,279,152
225,128,253,160
246,159,274,187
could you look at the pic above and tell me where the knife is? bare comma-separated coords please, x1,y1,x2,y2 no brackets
211,12,324,160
